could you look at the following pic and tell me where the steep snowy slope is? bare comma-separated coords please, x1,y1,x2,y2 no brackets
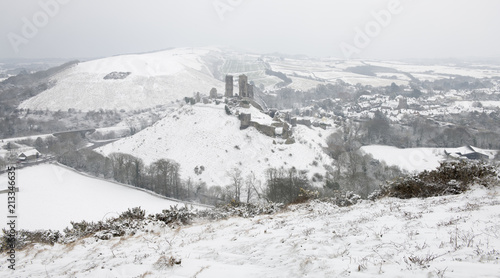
19,48,225,111
4,186,500,277
98,103,333,187
0,164,205,231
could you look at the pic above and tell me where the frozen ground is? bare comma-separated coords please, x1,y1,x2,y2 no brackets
2,185,500,277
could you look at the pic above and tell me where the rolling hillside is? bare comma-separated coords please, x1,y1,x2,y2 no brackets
17,47,500,113
97,103,334,187
18,48,225,112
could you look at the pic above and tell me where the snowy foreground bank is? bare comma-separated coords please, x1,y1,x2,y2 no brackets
2,186,500,277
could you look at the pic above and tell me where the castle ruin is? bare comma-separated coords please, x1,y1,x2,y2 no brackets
209,87,217,99
239,74,248,98
248,84,254,98
225,75,233,97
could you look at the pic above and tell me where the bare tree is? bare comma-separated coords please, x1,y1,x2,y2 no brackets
227,168,243,203
245,172,259,203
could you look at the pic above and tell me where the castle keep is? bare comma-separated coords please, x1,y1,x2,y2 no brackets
225,75,234,97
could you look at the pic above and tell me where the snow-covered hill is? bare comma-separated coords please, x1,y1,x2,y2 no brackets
17,47,500,112
18,47,225,112
4,186,500,277
0,164,205,231
97,103,333,187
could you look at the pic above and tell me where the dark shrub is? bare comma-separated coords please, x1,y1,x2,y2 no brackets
375,160,498,199
151,205,194,225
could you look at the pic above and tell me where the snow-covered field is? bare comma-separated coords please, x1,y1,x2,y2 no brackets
3,185,500,277
268,59,407,90
361,145,444,173
98,103,333,187
0,164,205,231
369,60,500,80
362,145,497,173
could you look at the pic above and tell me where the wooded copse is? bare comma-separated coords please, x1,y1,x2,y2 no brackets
57,147,321,206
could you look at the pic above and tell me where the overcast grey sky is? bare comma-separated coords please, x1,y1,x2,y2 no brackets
1,0,499,61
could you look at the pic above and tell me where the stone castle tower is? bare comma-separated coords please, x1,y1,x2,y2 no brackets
239,74,248,98
248,84,254,98
225,75,233,97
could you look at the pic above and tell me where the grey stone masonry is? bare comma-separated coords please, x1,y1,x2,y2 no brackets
239,113,252,129
239,74,248,98
210,88,218,98
248,84,254,98
225,75,234,97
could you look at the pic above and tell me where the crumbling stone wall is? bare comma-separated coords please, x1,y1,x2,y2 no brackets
250,122,275,137
297,119,312,127
239,113,252,129
210,88,218,98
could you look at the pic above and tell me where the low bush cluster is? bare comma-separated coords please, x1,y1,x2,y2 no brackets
0,229,61,252
290,188,320,205
119,207,146,220
150,206,194,226
64,215,144,242
374,160,498,199
320,191,361,207
197,202,284,220
0,203,285,252
62,208,149,241
0,207,150,251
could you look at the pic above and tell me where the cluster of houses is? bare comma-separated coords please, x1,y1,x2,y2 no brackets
0,141,41,163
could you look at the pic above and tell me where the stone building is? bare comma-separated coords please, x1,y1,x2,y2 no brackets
225,75,234,97
239,74,248,98
248,84,254,98
209,88,218,99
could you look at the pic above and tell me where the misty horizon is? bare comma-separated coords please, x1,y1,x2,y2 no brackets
1,0,500,61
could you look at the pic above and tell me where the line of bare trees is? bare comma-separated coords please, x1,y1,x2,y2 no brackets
57,150,192,201
265,167,310,203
